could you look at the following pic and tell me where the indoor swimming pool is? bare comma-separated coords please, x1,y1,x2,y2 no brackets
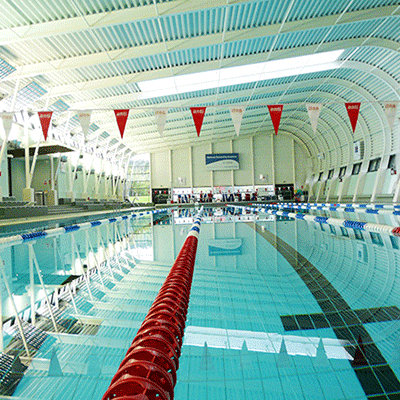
1,206,400,399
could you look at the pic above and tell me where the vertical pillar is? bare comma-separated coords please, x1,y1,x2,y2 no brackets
210,143,214,189
189,146,193,192
230,140,234,190
292,139,296,189
169,149,173,199
48,156,58,205
29,244,36,326
370,168,384,203
251,136,255,190
393,173,400,203
271,134,276,194
66,156,75,202
23,117,34,202
0,283,2,352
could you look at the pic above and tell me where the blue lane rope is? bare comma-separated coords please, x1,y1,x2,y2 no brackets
0,208,169,247
230,204,399,237
263,202,400,216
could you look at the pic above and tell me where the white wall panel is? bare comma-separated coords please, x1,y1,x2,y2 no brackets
347,175,358,196
10,158,25,201
172,147,190,188
31,158,51,195
213,140,231,187
274,135,294,184
151,150,170,188
152,134,312,191
254,135,273,185
294,141,308,189
363,172,377,196
233,137,252,186
381,170,397,195
192,144,212,187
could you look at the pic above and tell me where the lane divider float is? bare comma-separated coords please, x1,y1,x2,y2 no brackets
231,205,400,237
0,208,168,248
102,207,204,400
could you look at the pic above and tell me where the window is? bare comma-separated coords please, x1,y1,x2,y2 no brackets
340,227,349,237
129,154,151,203
327,169,334,179
352,163,361,175
339,166,347,178
318,171,323,181
370,232,383,246
388,154,396,169
368,158,381,173
354,229,364,241
329,225,336,235
390,235,399,250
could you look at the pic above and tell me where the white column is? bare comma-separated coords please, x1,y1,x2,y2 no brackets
370,168,385,203
0,282,3,352
169,148,173,197
29,244,35,326
48,156,58,205
189,146,193,191
210,143,214,189
292,139,296,189
352,170,366,203
23,116,34,202
230,140,234,190
251,136,255,190
271,134,276,192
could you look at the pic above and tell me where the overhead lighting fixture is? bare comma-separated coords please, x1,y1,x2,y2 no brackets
137,49,344,99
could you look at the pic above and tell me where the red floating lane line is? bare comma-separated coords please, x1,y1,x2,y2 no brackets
392,227,400,237
102,210,203,400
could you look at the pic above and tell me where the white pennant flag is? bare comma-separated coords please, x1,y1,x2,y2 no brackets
229,105,246,136
78,110,92,142
383,102,398,131
0,112,13,138
154,108,168,136
306,103,322,134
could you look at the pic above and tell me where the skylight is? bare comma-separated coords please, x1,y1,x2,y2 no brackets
137,49,344,99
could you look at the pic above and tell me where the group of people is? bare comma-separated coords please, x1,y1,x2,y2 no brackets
176,189,259,203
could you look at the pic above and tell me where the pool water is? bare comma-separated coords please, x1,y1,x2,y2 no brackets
3,207,400,399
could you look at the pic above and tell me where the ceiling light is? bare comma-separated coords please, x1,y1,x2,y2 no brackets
137,49,344,100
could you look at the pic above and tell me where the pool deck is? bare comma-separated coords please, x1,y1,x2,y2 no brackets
0,206,154,228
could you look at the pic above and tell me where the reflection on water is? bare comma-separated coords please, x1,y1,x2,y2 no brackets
0,206,400,399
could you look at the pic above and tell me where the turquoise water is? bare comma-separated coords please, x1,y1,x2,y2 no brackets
1,207,400,399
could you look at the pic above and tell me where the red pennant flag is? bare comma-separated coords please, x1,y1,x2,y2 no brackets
114,109,129,139
345,102,361,133
38,111,53,141
190,107,206,136
268,105,283,135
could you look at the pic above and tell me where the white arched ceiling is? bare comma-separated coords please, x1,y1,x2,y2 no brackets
0,1,398,166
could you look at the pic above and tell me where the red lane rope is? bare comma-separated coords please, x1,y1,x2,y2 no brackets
102,210,203,400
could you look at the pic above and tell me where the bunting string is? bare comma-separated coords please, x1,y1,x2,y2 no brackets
0,100,398,142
